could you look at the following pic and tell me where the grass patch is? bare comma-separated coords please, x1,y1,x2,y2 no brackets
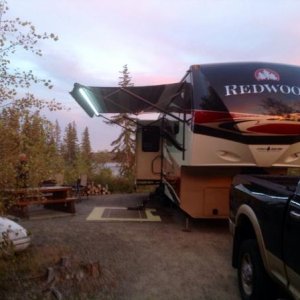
0,244,71,299
0,242,117,300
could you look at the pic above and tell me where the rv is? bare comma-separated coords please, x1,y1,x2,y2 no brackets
70,62,300,218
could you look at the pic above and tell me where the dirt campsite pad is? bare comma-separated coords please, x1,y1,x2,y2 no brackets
1,194,240,300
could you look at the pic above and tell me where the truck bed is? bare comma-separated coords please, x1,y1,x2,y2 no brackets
232,174,300,197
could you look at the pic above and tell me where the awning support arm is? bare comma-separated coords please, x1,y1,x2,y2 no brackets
86,87,139,116
96,113,136,134
120,87,186,123
103,90,139,115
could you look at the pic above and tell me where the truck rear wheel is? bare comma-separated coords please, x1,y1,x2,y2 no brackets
238,239,275,300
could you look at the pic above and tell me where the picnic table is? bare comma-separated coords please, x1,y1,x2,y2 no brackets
6,186,76,218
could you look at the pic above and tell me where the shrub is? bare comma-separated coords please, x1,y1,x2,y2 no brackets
91,168,135,193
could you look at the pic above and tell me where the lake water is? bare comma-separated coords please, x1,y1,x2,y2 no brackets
104,162,121,176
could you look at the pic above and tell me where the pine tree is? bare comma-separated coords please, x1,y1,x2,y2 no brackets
62,122,79,166
118,64,133,87
62,122,80,182
79,126,92,176
107,65,136,178
0,108,63,191
53,120,62,150
81,127,92,156
19,112,63,186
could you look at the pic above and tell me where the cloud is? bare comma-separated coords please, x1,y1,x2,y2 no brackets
7,0,300,151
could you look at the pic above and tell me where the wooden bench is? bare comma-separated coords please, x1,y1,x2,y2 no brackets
11,197,76,218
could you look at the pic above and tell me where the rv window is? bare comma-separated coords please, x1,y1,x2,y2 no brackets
142,126,160,152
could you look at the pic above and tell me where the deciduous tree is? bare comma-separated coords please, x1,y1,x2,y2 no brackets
0,0,61,111
0,1,64,213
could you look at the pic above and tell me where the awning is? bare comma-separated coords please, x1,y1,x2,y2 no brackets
70,82,185,117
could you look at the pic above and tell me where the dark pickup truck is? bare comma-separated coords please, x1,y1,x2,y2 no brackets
229,174,300,300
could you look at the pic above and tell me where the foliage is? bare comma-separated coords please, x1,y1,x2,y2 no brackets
79,126,92,176
0,2,136,215
0,0,64,213
92,168,113,186
92,170,135,194
91,151,115,180
118,64,133,87
106,65,136,179
61,122,79,184
0,108,64,184
60,123,94,185
62,122,78,166
109,176,135,193
0,110,99,214
0,0,61,112
0,108,65,213
92,151,114,165
0,244,74,299
53,120,62,149
110,126,135,178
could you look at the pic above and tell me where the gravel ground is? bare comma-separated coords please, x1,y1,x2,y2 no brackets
5,193,240,300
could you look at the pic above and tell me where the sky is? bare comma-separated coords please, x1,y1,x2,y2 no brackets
6,0,300,151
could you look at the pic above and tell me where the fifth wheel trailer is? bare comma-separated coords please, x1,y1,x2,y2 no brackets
70,62,300,218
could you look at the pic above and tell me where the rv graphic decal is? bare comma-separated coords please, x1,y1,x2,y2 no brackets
224,84,300,96
254,68,280,81
192,110,300,144
193,111,300,135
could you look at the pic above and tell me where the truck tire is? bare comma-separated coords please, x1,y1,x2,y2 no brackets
238,239,275,300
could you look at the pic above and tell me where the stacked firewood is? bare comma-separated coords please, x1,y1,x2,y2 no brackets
86,183,110,195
